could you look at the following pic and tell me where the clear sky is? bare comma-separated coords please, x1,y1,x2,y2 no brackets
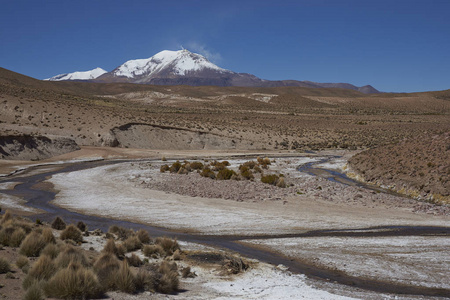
1,0,449,92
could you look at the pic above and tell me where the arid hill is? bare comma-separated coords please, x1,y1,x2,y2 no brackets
0,67,449,160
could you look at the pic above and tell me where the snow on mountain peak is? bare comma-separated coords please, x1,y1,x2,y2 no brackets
45,67,107,81
113,50,231,78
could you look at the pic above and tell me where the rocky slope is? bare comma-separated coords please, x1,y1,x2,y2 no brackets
348,132,450,204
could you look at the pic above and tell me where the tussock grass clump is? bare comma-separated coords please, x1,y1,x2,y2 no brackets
156,261,179,294
143,244,165,258
41,227,55,244
160,164,170,173
222,255,249,274
76,221,87,232
20,231,48,257
124,236,142,252
135,269,156,292
27,255,56,281
109,225,134,240
239,166,254,180
41,243,60,259
136,229,151,244
181,266,197,278
51,217,66,230
55,245,89,269
155,237,180,256
10,227,26,247
23,280,44,300
126,253,143,267
102,238,125,258
276,176,286,188
0,210,12,224
16,255,29,269
115,260,136,293
94,252,120,290
0,256,11,273
0,225,15,246
60,224,83,243
43,262,104,299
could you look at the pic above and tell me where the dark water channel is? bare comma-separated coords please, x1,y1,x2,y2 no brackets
0,159,449,297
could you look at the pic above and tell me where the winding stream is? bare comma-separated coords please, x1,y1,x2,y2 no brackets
1,158,449,297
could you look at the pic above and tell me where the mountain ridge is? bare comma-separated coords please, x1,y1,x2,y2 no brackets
46,50,380,93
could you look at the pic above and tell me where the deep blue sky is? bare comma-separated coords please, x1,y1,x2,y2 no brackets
1,0,449,92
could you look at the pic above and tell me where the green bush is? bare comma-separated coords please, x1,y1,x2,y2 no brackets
160,164,170,172
169,161,182,173
216,168,237,180
261,174,279,185
190,161,204,170
200,167,216,179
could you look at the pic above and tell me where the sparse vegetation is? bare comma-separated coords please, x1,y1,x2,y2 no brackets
51,217,66,230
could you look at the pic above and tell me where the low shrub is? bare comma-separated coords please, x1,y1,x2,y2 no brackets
169,161,182,173
155,237,180,256
135,269,156,292
60,224,83,243
115,260,136,293
181,266,197,278
94,253,120,290
76,221,87,232
143,244,165,258
41,227,55,244
16,255,29,269
222,255,249,274
20,231,47,257
102,238,125,258
216,168,237,180
261,174,279,185
108,225,133,240
136,229,151,244
0,226,15,246
190,161,204,170
0,210,12,224
27,255,56,281
200,167,215,179
23,280,44,300
10,227,26,247
0,257,11,273
40,243,60,259
55,245,89,269
157,261,179,294
160,164,170,173
44,262,104,299
123,236,142,252
126,253,143,267
51,217,66,230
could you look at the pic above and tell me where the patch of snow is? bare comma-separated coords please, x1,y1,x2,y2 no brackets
45,67,107,81
113,49,232,78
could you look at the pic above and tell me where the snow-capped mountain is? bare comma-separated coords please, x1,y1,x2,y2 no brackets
45,67,107,81
45,50,380,93
96,49,237,85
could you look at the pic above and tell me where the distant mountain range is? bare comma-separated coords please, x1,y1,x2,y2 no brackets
46,50,380,94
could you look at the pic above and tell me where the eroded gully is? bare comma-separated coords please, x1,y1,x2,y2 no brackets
0,158,449,297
